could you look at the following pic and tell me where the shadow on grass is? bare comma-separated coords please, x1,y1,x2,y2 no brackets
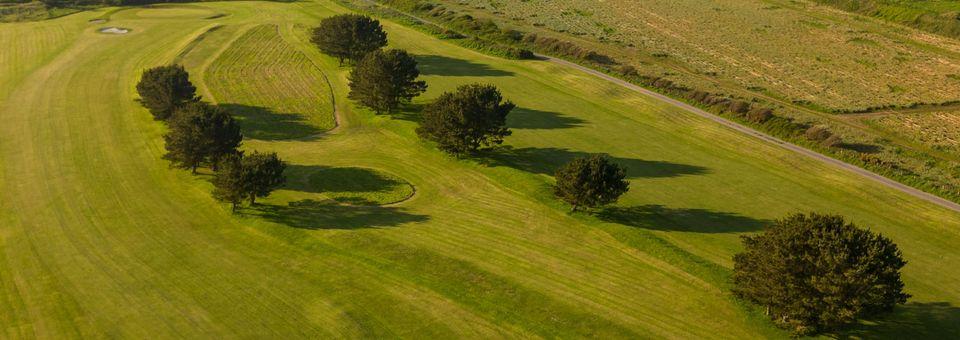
415,55,514,77
508,107,586,130
832,302,960,339
247,199,428,230
284,165,404,193
597,205,766,233
219,103,322,141
839,142,882,154
389,102,426,123
481,147,709,178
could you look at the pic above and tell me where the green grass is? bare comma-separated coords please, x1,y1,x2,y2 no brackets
0,1,959,338
282,166,415,205
205,23,336,139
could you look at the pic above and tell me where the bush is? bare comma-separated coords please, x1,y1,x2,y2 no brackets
805,125,833,141
310,14,388,64
746,107,774,123
417,83,514,155
728,100,751,114
733,212,909,335
135,64,198,121
553,154,629,211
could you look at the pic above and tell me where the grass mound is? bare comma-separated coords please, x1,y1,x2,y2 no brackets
206,24,336,139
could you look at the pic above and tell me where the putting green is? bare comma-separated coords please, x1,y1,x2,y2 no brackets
0,1,958,338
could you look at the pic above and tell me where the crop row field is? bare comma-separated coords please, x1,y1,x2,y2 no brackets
445,0,960,112
1,0,960,338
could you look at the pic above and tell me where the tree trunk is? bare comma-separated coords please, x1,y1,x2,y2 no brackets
191,164,197,174
249,194,256,206
231,202,238,212
571,204,578,212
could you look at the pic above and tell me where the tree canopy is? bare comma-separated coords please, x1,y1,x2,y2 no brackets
162,102,242,173
311,14,388,64
553,154,629,211
136,64,198,121
212,151,286,210
416,83,514,155
211,153,246,211
240,151,286,205
348,49,427,114
732,212,909,335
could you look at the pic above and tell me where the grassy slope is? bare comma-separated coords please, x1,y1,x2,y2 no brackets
205,23,337,139
0,1,957,338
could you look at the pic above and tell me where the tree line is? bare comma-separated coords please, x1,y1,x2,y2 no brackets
132,13,909,336
312,13,911,336
311,13,631,213
136,64,285,211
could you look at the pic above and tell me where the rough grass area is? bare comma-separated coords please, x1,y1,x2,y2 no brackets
206,24,336,139
872,112,960,156
440,0,960,112
1,2,960,338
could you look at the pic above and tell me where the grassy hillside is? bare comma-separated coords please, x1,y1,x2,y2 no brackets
0,1,958,338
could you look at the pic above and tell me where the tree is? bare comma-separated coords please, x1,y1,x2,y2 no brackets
212,153,245,212
240,151,286,205
553,154,629,211
417,84,514,155
211,151,286,210
163,103,207,173
163,102,242,173
732,213,909,335
136,64,198,120
311,14,388,65
348,49,427,114
204,105,244,169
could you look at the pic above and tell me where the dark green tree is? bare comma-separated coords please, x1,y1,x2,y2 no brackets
416,84,514,155
163,104,207,173
205,105,243,169
212,153,245,212
553,154,629,211
732,213,909,335
311,14,388,65
239,151,286,205
348,49,427,114
136,64,198,120
163,102,242,173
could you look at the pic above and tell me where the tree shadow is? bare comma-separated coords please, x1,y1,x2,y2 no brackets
218,103,323,141
508,107,586,130
481,147,709,178
839,142,882,154
415,55,515,77
246,199,429,230
597,205,766,233
389,102,426,123
283,165,405,194
832,302,960,339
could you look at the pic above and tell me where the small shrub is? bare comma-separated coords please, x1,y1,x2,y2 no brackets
805,125,833,141
746,107,774,123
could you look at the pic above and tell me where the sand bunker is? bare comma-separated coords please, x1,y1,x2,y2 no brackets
99,27,130,35
89,19,106,24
